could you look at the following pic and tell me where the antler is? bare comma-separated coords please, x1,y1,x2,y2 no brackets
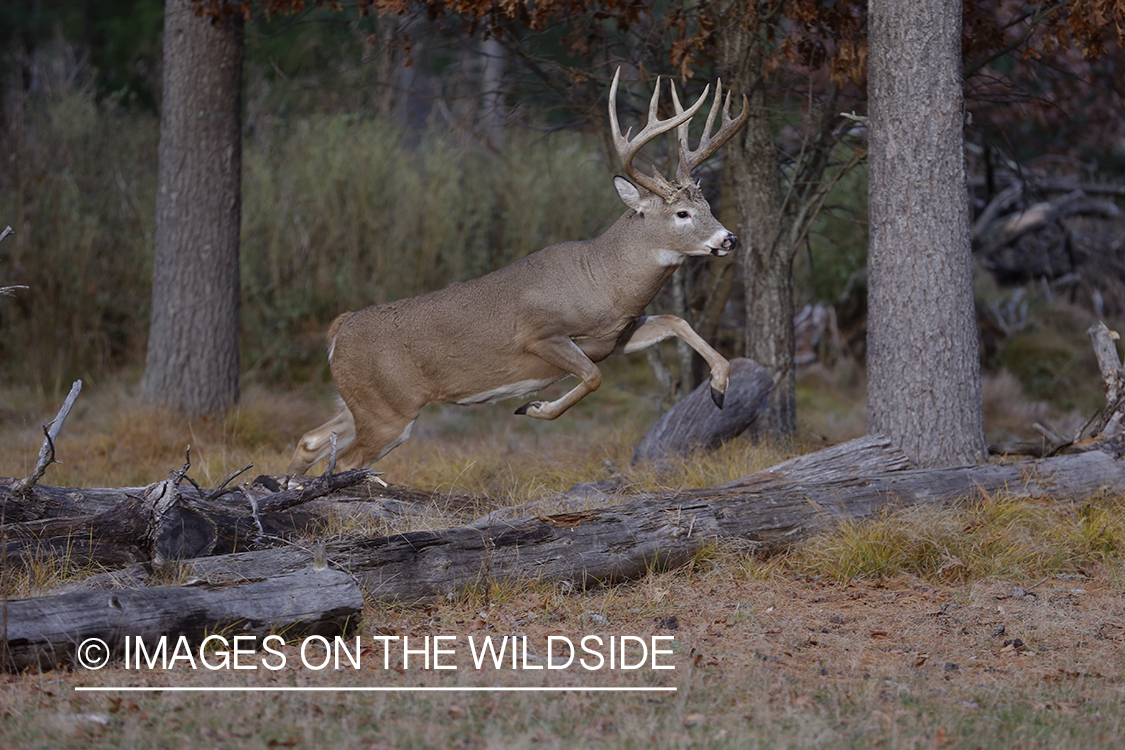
670,79,750,184
609,68,709,200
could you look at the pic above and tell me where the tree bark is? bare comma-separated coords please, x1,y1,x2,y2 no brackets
866,0,986,466
710,2,796,437
142,0,243,417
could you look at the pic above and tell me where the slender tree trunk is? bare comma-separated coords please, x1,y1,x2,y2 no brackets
142,0,243,417
742,240,796,436
479,35,505,148
866,0,986,466
710,4,793,436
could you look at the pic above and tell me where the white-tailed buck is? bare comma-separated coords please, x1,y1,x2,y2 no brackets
288,69,749,475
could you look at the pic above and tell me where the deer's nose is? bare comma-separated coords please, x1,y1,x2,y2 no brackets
723,234,738,251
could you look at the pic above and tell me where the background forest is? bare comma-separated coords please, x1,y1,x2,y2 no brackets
7,6,1125,749
1,0,1124,444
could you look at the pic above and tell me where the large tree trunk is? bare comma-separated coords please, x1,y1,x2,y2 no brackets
711,2,794,437
866,0,986,466
142,0,243,417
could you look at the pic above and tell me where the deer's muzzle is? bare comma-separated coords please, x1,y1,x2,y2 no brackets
713,234,739,256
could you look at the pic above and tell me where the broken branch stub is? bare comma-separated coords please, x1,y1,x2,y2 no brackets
11,380,82,498
1087,322,1125,438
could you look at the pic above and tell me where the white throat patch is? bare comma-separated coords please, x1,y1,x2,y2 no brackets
654,248,684,267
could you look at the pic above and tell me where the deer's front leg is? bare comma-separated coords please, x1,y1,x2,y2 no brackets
515,337,602,420
615,315,730,408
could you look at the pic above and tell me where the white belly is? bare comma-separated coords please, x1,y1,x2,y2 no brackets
455,377,565,406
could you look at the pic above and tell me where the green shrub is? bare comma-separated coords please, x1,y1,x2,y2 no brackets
0,77,157,392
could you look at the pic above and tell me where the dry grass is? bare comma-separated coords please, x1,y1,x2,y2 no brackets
0,359,801,504
795,490,1125,584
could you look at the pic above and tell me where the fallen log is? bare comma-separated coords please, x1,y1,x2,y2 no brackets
470,433,911,529
3,567,362,672
49,436,1125,603
0,468,395,568
2,496,154,569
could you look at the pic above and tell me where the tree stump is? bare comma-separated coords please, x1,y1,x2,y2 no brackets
632,358,773,466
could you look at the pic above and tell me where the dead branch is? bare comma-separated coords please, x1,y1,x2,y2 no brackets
10,380,82,498
1088,321,1125,438
208,462,254,501
0,227,24,296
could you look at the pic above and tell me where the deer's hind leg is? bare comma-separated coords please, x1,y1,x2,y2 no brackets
334,400,420,471
287,402,359,475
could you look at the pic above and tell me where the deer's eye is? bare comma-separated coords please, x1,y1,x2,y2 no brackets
676,211,690,219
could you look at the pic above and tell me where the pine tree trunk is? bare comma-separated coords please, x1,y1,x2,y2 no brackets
142,0,243,417
711,6,793,436
866,0,986,466
742,237,796,437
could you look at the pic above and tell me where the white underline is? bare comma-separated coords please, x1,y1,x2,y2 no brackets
75,686,676,693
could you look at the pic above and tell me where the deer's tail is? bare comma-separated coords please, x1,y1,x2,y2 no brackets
326,312,354,364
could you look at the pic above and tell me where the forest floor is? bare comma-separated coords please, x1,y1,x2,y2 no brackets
2,371,1123,749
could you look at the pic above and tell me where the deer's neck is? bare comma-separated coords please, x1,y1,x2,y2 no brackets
589,211,681,304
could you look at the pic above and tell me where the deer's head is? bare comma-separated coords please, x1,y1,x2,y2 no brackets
608,69,749,261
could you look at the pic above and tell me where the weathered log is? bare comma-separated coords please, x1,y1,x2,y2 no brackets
0,483,152,522
0,472,458,526
471,434,910,529
631,358,773,466
712,433,912,489
0,469,399,569
3,567,362,672
51,436,1125,603
1,496,153,569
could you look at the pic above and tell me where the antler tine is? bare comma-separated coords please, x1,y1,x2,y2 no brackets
675,78,751,184
672,81,720,181
609,67,709,199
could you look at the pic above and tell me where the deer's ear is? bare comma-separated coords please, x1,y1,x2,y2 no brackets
614,175,647,213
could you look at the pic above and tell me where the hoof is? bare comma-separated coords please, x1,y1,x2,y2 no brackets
515,401,541,416
710,387,726,410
